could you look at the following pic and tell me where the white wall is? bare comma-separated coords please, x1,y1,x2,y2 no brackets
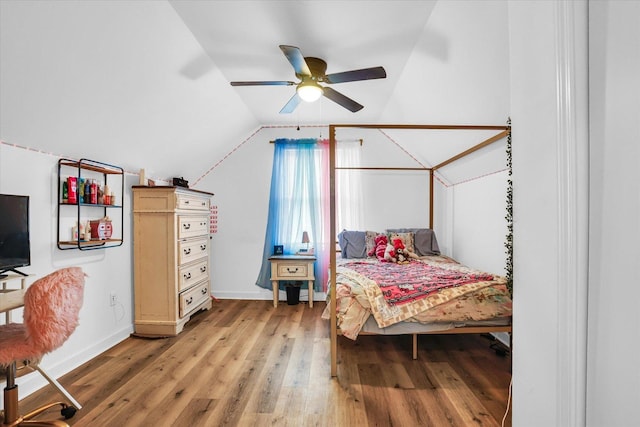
0,144,134,406
509,2,565,424
587,1,640,425
451,170,508,274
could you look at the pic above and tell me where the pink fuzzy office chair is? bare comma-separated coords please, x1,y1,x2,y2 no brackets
0,267,85,426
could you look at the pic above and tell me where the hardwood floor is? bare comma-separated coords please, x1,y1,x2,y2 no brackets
16,300,512,426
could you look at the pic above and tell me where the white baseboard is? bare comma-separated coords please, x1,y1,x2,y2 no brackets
213,289,327,301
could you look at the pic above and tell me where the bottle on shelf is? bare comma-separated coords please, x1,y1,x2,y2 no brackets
80,178,91,203
67,177,77,204
104,184,111,205
72,221,78,241
90,180,98,204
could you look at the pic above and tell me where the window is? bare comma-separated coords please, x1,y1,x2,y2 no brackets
255,139,329,292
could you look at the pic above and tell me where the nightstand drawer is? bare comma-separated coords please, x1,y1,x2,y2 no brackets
178,237,208,265
179,259,208,292
179,280,210,318
275,262,310,278
178,215,208,239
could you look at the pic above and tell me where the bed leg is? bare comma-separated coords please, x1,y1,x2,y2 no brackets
412,334,418,360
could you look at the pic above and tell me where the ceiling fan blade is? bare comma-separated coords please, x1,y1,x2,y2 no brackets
279,93,302,114
230,81,296,86
279,45,311,77
322,87,364,112
325,66,387,84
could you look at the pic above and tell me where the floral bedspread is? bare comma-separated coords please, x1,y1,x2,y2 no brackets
341,260,494,306
322,256,512,340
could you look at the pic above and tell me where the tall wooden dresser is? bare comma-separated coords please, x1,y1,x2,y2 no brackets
132,186,213,336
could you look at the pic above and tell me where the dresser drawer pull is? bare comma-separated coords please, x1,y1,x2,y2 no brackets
183,272,192,280
183,248,191,255
184,200,190,205
200,244,207,251
286,267,299,274
186,297,193,305
183,223,191,230
201,288,208,295
200,266,207,273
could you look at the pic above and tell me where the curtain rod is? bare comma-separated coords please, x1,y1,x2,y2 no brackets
269,138,363,145
335,166,430,171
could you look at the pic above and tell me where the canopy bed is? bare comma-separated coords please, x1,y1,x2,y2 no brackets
326,123,512,377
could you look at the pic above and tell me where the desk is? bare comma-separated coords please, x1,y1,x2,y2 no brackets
268,255,316,308
1,274,28,322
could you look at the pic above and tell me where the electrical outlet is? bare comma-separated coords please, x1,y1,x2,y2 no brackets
109,292,117,306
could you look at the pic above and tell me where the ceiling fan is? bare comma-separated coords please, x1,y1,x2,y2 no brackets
230,45,386,113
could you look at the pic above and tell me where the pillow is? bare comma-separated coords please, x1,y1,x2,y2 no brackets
337,230,367,259
387,232,415,254
386,228,441,256
365,230,380,257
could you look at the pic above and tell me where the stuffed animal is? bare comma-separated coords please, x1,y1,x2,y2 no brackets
392,238,418,264
384,243,397,263
369,234,396,262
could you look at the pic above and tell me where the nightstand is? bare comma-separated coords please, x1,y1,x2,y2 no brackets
268,255,316,308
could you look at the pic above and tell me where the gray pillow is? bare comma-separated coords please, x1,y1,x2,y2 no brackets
337,230,367,259
386,228,441,256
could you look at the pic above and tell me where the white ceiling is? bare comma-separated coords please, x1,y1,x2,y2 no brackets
0,0,510,183
170,0,438,125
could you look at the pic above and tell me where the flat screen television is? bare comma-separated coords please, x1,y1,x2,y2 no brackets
0,194,31,279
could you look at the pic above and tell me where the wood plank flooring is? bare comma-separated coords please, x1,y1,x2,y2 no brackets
15,300,512,426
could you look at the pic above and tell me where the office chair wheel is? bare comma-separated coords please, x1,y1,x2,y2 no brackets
61,404,77,419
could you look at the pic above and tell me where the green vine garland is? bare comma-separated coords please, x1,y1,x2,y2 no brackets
504,118,513,297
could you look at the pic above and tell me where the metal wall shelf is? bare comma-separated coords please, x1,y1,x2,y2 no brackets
57,158,124,250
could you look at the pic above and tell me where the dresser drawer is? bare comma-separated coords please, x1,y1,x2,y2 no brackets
176,193,210,211
275,262,309,278
178,237,209,265
178,259,209,292
179,281,210,318
178,215,208,239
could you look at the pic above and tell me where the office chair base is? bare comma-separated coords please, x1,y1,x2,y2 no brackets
2,384,75,427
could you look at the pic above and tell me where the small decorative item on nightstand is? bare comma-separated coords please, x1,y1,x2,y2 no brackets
273,245,284,255
297,231,310,254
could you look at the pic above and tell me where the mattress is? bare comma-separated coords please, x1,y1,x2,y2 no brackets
322,255,512,340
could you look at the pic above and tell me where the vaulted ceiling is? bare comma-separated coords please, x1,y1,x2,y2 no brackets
0,1,510,183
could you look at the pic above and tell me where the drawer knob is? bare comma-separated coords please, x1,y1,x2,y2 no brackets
200,244,207,251
201,288,207,295
184,272,192,280
184,200,190,205
286,267,299,273
183,248,191,255
183,223,191,230
200,266,207,273
186,297,193,305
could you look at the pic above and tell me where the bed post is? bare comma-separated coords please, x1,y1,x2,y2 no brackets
429,170,434,229
329,125,338,377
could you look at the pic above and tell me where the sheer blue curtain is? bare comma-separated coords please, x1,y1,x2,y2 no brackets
255,138,329,292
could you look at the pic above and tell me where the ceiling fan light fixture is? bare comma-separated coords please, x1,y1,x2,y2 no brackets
297,82,323,103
